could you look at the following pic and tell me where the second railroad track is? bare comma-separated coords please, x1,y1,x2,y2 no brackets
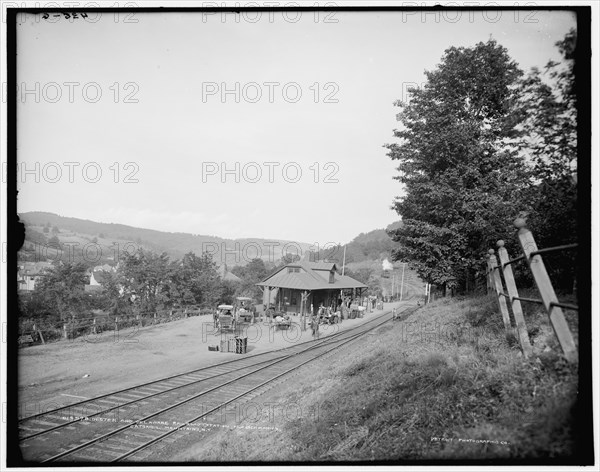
19,303,418,463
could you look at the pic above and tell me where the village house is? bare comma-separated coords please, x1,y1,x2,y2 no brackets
218,264,242,283
85,264,117,293
17,261,53,291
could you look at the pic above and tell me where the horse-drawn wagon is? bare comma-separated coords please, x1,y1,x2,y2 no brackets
235,297,255,324
214,304,236,334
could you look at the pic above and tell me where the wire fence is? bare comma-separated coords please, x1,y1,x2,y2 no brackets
486,218,578,363
17,305,215,347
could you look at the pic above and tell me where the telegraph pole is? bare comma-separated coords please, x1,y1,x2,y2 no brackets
399,262,406,301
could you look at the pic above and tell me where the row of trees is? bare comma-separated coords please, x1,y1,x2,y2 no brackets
20,249,276,325
386,31,580,295
22,240,367,327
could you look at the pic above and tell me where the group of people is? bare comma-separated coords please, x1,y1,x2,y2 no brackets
309,296,388,338
316,304,340,325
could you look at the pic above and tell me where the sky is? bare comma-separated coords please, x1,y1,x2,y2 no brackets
14,5,578,246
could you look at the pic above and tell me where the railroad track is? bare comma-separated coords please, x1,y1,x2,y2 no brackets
19,303,418,463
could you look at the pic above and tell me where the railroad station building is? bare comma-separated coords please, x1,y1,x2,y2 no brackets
256,261,367,315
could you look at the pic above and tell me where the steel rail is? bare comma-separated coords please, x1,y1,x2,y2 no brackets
115,316,402,462
20,335,289,422
22,310,391,440
40,322,381,463
19,354,293,441
20,308,392,423
39,306,413,463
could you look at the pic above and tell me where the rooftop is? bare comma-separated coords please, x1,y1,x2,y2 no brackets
257,261,366,291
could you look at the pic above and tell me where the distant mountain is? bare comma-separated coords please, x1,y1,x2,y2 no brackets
18,212,314,267
18,211,403,269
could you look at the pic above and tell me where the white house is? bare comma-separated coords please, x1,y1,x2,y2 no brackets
17,262,53,291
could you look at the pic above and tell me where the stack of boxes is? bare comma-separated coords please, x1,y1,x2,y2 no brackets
218,336,248,354
234,336,248,354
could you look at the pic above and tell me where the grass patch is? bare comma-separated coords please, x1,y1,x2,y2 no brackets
180,295,579,462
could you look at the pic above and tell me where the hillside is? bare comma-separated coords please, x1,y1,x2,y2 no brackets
17,212,313,267
177,295,581,462
18,212,404,271
342,221,402,264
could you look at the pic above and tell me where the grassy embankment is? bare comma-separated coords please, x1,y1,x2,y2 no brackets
179,294,579,462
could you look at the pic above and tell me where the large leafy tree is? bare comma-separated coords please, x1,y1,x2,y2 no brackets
21,247,232,326
385,40,531,294
231,258,268,299
96,269,131,316
119,249,171,314
33,262,89,321
514,29,578,292
179,251,222,307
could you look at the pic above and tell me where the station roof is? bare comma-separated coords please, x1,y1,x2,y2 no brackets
257,261,367,291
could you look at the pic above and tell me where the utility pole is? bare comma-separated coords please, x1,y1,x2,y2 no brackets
399,262,406,301
392,274,395,300
342,245,346,276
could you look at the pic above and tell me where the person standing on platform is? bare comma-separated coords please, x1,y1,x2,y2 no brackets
311,313,320,339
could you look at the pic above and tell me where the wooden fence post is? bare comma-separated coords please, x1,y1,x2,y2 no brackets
487,249,513,337
487,262,495,295
34,323,45,344
515,219,578,363
497,240,533,358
